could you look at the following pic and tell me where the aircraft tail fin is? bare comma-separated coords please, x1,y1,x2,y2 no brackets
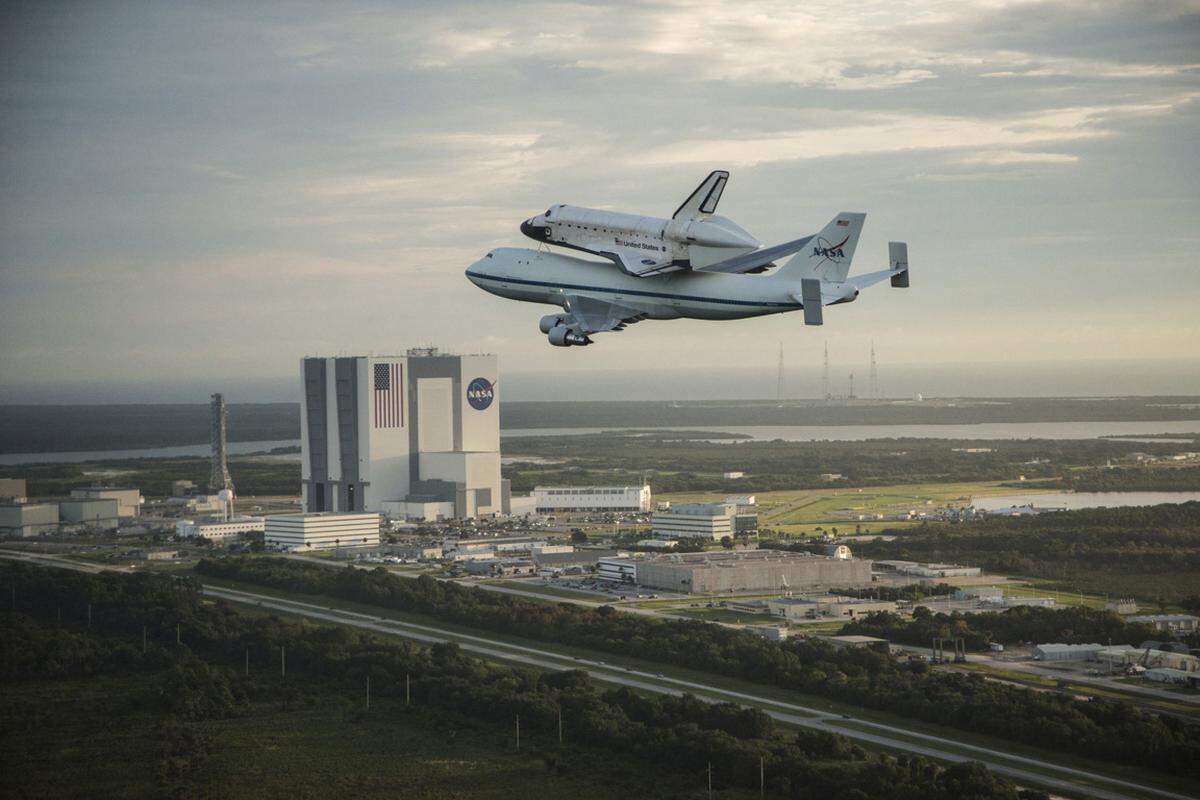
778,212,865,283
672,170,729,221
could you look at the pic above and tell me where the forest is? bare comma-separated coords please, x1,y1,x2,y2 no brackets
852,502,1200,603
194,557,1200,779
0,563,1038,800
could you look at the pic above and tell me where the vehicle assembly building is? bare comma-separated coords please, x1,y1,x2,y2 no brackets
627,550,871,594
300,348,503,518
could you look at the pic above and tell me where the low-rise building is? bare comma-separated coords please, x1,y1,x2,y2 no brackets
264,512,381,551
532,485,651,513
57,498,120,531
723,471,745,480
177,516,265,541
464,558,535,577
635,550,871,594
1033,643,1104,661
69,487,141,518
1127,614,1200,634
0,478,28,503
0,503,59,537
1145,667,1197,685
873,560,981,579
768,596,897,621
637,538,678,550
651,503,735,541
597,556,639,584
534,549,618,571
815,634,889,652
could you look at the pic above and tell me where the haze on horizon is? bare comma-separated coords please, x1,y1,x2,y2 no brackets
2,1,1198,400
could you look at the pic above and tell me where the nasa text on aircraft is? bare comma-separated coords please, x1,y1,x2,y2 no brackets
466,171,909,347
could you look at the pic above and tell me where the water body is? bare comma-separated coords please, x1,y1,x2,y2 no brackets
0,439,299,466
3,419,1197,465
501,420,1200,443
971,491,1200,511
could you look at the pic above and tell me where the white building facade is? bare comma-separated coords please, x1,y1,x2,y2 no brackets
651,503,736,540
264,512,381,551
533,485,651,513
300,349,502,519
70,487,142,517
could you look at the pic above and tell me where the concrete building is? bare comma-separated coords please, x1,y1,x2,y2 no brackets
532,485,651,513
264,512,381,551
637,539,678,550
57,498,120,531
1127,614,1200,634
177,516,266,541
0,478,27,503
443,536,551,556
815,634,890,652
534,549,618,571
768,596,897,621
0,503,59,537
651,503,736,541
301,349,502,519
873,560,981,579
1033,643,1104,661
954,587,1004,602
464,558,535,577
726,495,759,535
634,550,871,594
69,487,141,518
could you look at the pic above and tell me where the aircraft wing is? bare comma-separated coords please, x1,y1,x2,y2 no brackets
564,294,646,335
693,235,815,275
598,249,684,278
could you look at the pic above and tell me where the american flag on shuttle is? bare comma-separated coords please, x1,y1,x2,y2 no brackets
373,362,404,428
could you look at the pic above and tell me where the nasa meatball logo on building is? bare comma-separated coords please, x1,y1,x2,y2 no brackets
466,377,495,410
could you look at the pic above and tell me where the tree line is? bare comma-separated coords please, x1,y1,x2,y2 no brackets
195,556,1200,778
1,563,1039,800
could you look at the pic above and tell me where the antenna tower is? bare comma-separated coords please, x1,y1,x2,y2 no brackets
869,341,879,400
848,372,855,400
776,342,785,403
209,393,234,493
822,342,830,400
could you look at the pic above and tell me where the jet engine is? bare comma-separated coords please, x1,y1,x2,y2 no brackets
547,325,591,347
539,314,567,334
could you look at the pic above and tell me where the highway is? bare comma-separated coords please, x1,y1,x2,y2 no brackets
3,548,1195,800
202,582,1197,800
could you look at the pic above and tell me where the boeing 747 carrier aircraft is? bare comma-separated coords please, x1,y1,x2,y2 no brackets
467,172,910,347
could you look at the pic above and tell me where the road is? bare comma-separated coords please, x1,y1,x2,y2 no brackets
4,548,1196,800
203,582,1197,800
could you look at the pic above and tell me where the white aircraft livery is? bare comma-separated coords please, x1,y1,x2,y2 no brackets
467,171,910,347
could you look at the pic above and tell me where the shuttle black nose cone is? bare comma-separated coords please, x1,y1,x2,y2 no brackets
521,219,549,241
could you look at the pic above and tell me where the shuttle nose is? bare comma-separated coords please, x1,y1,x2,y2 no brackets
520,217,550,242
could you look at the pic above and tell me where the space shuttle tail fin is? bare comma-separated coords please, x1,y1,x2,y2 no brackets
671,170,729,221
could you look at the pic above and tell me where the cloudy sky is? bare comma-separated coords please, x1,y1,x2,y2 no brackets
2,0,1198,400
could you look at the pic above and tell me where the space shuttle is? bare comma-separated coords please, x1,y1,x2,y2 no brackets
520,170,768,277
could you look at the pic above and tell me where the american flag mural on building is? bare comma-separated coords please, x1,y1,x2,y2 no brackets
373,362,404,428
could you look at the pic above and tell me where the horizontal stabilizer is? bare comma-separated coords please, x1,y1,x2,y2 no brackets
801,278,823,326
889,242,909,288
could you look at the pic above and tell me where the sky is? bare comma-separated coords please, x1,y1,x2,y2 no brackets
1,0,1198,402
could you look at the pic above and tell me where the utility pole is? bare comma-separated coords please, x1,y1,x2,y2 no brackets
365,675,371,711
822,341,830,400
707,762,713,800
142,625,147,655
86,603,92,627
515,714,520,751
405,673,410,706
244,646,249,676
176,623,181,645
760,755,765,798
280,645,286,678
557,706,563,745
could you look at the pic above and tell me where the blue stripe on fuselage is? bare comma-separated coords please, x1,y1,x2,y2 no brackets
464,271,802,309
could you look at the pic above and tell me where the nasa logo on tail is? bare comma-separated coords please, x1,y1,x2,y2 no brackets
466,378,495,411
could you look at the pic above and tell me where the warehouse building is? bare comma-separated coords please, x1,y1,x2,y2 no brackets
177,516,266,541
651,503,736,540
69,487,142,518
301,349,506,519
597,556,640,584
634,550,871,594
58,498,120,531
1033,643,1104,661
0,503,60,537
1127,614,1200,634
873,560,981,578
533,485,651,513
264,512,381,551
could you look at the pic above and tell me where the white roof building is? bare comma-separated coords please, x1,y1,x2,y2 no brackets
264,512,380,551
177,516,265,540
532,485,651,513
1033,643,1104,661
